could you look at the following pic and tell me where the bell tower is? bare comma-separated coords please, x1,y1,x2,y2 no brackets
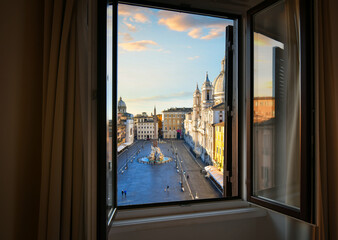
201,72,213,109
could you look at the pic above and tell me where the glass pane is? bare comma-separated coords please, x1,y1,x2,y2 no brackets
116,4,236,206
107,5,113,217
252,0,300,208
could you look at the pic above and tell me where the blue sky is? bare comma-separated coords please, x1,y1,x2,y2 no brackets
107,4,233,117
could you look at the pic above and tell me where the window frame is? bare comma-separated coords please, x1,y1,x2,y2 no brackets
246,0,314,222
99,0,244,237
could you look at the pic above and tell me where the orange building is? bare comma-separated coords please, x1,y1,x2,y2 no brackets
253,97,275,123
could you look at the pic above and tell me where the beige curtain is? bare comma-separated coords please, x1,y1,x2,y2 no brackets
285,0,301,208
316,0,338,239
38,0,89,238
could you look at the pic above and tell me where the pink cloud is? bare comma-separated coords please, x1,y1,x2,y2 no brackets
118,5,133,16
118,32,133,42
158,11,231,40
201,28,223,40
124,22,137,32
119,40,158,51
119,5,151,24
188,28,203,39
133,13,150,23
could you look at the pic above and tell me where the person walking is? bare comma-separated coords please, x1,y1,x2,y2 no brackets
124,190,127,196
121,190,124,196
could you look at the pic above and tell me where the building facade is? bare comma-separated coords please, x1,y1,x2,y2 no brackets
214,122,224,172
134,107,158,140
184,60,226,165
117,97,134,147
162,107,192,139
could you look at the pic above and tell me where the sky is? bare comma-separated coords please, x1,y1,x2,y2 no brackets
107,4,233,117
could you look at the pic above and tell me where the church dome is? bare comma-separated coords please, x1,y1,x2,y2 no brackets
213,71,224,94
118,97,127,113
118,97,126,107
212,58,226,104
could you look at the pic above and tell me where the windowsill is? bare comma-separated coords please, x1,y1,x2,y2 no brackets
110,200,266,234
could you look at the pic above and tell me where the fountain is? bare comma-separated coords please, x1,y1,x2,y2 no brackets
139,140,172,164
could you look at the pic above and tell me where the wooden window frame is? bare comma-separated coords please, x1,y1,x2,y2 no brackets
246,0,315,222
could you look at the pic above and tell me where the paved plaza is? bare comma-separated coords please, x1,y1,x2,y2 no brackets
116,139,221,206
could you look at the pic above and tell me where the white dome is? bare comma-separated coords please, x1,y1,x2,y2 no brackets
213,72,224,95
212,58,225,104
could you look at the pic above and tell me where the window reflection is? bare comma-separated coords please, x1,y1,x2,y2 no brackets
253,0,301,208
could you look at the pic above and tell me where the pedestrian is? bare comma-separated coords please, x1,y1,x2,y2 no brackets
167,185,169,191
124,190,127,196
121,190,124,196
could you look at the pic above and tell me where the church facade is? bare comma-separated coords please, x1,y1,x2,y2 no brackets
184,59,226,165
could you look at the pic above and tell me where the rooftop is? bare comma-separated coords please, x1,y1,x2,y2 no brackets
214,122,225,127
162,107,193,113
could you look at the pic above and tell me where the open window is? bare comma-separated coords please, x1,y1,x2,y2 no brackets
247,0,314,221
100,0,241,233
98,0,314,238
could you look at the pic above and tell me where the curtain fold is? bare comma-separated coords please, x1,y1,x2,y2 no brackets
284,0,301,208
316,0,338,239
38,0,86,238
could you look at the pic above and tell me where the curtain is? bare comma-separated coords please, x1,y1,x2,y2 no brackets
285,0,301,208
38,0,89,238
316,0,338,239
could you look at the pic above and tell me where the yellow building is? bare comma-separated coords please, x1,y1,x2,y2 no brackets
214,122,224,172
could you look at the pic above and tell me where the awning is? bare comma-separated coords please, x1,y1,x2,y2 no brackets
117,141,133,153
205,166,224,189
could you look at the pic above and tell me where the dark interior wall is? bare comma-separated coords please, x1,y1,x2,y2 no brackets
0,0,43,239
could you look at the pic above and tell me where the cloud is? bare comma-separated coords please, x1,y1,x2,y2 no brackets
158,11,231,40
133,13,150,23
188,56,200,60
124,22,137,32
118,5,133,16
119,40,158,51
201,28,223,40
188,28,202,39
118,32,133,42
157,49,171,54
119,5,151,24
127,92,193,102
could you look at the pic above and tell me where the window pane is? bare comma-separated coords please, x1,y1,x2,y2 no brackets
116,4,236,206
252,0,300,208
107,5,113,216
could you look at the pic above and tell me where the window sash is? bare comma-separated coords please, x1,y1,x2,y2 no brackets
246,0,314,222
